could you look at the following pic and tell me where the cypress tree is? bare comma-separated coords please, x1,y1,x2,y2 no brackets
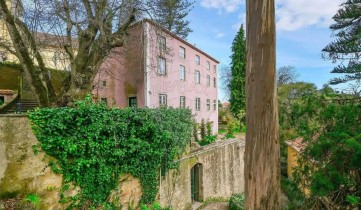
151,0,194,39
229,25,247,116
322,0,361,84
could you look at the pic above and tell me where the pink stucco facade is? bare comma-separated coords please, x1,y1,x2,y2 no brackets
93,20,219,133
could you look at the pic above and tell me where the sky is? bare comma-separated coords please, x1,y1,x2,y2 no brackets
185,0,345,101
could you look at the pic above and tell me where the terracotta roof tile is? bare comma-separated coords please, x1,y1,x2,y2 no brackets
285,137,307,152
0,89,14,95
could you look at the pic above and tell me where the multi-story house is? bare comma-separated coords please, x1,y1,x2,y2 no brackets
0,0,71,71
93,19,219,133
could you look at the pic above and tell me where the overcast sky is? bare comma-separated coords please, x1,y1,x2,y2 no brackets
185,0,344,101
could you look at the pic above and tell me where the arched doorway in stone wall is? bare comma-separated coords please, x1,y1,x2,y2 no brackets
190,163,203,202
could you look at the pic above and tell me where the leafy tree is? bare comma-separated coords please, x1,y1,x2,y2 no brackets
322,0,361,85
291,94,361,209
278,82,318,130
229,25,246,117
150,0,194,39
245,0,280,208
277,65,298,86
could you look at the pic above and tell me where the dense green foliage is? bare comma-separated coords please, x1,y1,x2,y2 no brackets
322,0,361,84
194,119,217,146
29,96,193,208
229,25,246,117
282,92,361,209
228,194,244,210
280,178,304,209
150,0,194,38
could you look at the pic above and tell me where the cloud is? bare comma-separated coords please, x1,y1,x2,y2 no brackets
232,13,246,31
216,32,225,38
200,0,243,13
276,0,343,31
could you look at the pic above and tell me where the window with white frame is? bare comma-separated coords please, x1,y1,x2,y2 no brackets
195,55,200,65
179,46,185,59
207,99,210,110
158,35,166,51
158,57,166,75
207,75,210,86
195,70,200,84
213,100,217,110
207,61,210,70
213,64,217,73
195,98,201,111
159,94,167,106
180,65,186,80
180,96,186,108
213,77,217,87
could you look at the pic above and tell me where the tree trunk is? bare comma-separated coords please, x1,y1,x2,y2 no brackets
244,0,280,209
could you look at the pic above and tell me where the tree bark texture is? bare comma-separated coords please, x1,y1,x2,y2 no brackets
245,0,280,209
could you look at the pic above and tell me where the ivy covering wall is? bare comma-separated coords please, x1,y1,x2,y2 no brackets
29,96,193,208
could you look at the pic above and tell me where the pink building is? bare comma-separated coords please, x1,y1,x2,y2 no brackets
93,19,219,133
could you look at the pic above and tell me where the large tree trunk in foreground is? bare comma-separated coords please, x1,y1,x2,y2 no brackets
244,0,280,209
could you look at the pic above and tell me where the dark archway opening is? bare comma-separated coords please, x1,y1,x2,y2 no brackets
191,163,203,202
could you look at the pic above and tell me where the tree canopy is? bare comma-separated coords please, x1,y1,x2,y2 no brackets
229,25,246,117
150,0,194,39
322,0,361,85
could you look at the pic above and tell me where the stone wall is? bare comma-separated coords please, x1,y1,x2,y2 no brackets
0,116,245,209
159,140,245,209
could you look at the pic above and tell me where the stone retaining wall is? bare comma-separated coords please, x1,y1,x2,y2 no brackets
0,115,244,209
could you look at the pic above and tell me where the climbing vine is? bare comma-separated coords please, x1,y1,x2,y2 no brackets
28,96,193,208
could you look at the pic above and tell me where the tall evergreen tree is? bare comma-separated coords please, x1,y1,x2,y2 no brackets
151,0,194,39
322,0,361,84
229,25,247,116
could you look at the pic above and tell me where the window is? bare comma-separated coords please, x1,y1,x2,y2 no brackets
213,65,217,73
158,57,166,75
129,97,137,107
207,61,210,70
158,35,166,51
101,97,107,105
207,99,210,110
159,94,167,106
179,46,185,59
213,100,217,110
180,65,186,81
52,52,60,66
195,71,200,84
180,96,186,108
195,98,201,111
102,81,107,87
207,75,210,86
213,77,217,87
195,55,200,65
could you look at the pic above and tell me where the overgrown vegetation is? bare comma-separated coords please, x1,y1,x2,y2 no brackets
29,96,193,208
291,94,361,209
194,119,217,146
229,194,244,210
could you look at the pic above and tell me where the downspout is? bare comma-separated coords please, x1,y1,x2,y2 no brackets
143,22,151,107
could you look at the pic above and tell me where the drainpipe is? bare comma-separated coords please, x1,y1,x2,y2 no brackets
143,22,151,107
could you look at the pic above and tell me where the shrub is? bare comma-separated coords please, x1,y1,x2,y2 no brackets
200,119,206,139
198,135,217,146
193,122,199,142
29,96,193,208
206,121,212,136
229,194,244,210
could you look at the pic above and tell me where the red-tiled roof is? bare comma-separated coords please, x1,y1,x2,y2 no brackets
0,89,14,95
285,137,307,152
